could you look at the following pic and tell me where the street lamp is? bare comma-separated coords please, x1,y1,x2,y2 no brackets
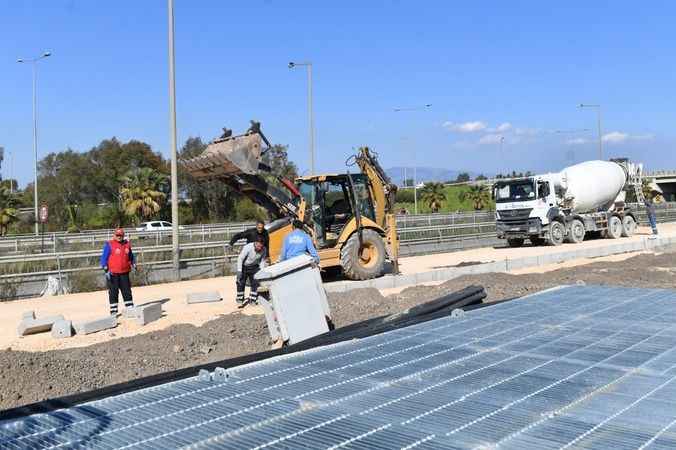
168,0,180,279
394,104,432,214
17,51,51,235
288,61,315,175
499,136,505,177
578,104,603,160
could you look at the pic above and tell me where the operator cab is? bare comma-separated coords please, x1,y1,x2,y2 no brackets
297,174,375,247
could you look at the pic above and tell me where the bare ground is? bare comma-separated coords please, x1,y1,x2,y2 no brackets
1,251,674,411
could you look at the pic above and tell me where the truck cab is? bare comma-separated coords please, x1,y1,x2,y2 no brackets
494,175,557,247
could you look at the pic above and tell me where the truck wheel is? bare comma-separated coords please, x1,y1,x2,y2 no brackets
565,219,585,244
507,238,525,248
530,237,545,246
621,215,636,237
340,229,386,280
547,221,565,246
607,215,623,239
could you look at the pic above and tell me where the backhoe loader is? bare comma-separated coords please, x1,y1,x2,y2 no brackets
180,122,399,280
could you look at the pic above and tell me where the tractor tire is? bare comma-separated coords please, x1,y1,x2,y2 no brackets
530,237,545,246
565,219,585,244
547,221,565,246
621,215,636,237
340,229,386,280
607,215,623,239
507,238,525,248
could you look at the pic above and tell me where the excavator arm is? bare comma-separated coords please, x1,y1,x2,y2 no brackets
179,124,301,220
350,147,399,273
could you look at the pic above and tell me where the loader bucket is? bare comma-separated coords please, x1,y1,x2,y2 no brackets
180,132,263,179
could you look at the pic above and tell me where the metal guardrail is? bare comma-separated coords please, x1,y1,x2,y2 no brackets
1,206,675,300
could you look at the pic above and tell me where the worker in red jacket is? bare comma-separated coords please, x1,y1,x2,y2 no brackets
100,228,136,316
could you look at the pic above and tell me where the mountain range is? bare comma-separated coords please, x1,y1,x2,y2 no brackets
386,167,480,185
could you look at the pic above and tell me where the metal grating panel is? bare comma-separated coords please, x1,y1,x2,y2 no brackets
4,285,676,449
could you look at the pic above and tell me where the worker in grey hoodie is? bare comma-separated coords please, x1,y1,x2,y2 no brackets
236,236,267,307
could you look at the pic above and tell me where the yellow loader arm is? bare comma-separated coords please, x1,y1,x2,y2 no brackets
179,123,302,220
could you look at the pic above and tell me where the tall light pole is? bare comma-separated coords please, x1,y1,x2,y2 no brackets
394,104,432,215
288,61,315,175
168,0,180,279
499,136,505,177
17,51,51,235
579,104,603,160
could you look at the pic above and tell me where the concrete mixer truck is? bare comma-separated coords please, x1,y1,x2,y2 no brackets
493,159,644,246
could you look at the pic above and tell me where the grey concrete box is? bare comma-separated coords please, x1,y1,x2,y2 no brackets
74,315,117,335
17,314,65,336
186,291,222,304
51,320,74,339
136,302,163,326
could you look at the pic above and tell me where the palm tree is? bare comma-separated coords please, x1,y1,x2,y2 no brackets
458,184,490,210
0,186,18,236
419,182,447,213
120,168,168,224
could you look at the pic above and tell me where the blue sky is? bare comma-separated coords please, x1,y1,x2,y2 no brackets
1,1,675,186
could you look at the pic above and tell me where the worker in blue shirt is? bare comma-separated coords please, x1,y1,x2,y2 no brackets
279,219,320,263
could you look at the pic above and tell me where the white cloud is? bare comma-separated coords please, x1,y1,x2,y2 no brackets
514,127,541,136
602,131,629,143
478,134,503,145
443,121,487,133
566,138,588,145
601,131,656,144
495,122,512,132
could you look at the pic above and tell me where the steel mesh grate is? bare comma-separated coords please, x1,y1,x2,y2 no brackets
3,285,676,449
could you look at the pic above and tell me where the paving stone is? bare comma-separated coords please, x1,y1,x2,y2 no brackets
186,291,222,304
74,315,117,335
51,320,74,339
17,314,65,336
136,302,163,326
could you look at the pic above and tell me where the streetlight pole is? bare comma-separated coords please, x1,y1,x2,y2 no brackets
168,0,180,280
578,104,603,160
17,52,51,235
288,62,315,175
499,136,505,177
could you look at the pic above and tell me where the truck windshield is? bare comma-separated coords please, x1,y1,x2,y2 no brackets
494,180,536,203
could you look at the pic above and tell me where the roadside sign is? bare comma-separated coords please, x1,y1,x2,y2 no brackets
40,204,48,223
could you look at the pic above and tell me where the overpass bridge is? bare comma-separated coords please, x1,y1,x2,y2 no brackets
648,170,676,201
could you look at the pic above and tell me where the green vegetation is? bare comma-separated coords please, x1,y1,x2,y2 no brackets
458,184,492,211
0,185,19,236
419,182,447,213
120,168,168,224
5,134,298,233
396,184,495,213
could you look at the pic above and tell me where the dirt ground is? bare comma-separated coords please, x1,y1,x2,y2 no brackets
1,249,674,411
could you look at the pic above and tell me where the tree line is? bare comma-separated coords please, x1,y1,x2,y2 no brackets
0,136,297,235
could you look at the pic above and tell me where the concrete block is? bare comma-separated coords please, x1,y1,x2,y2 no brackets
51,320,74,339
74,315,117,335
17,314,65,336
186,291,222,304
136,302,163,326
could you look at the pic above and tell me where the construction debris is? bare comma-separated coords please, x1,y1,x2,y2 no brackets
186,291,222,304
17,313,65,336
51,320,74,339
74,315,117,335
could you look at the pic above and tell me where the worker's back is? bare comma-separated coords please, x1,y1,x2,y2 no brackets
281,229,318,262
